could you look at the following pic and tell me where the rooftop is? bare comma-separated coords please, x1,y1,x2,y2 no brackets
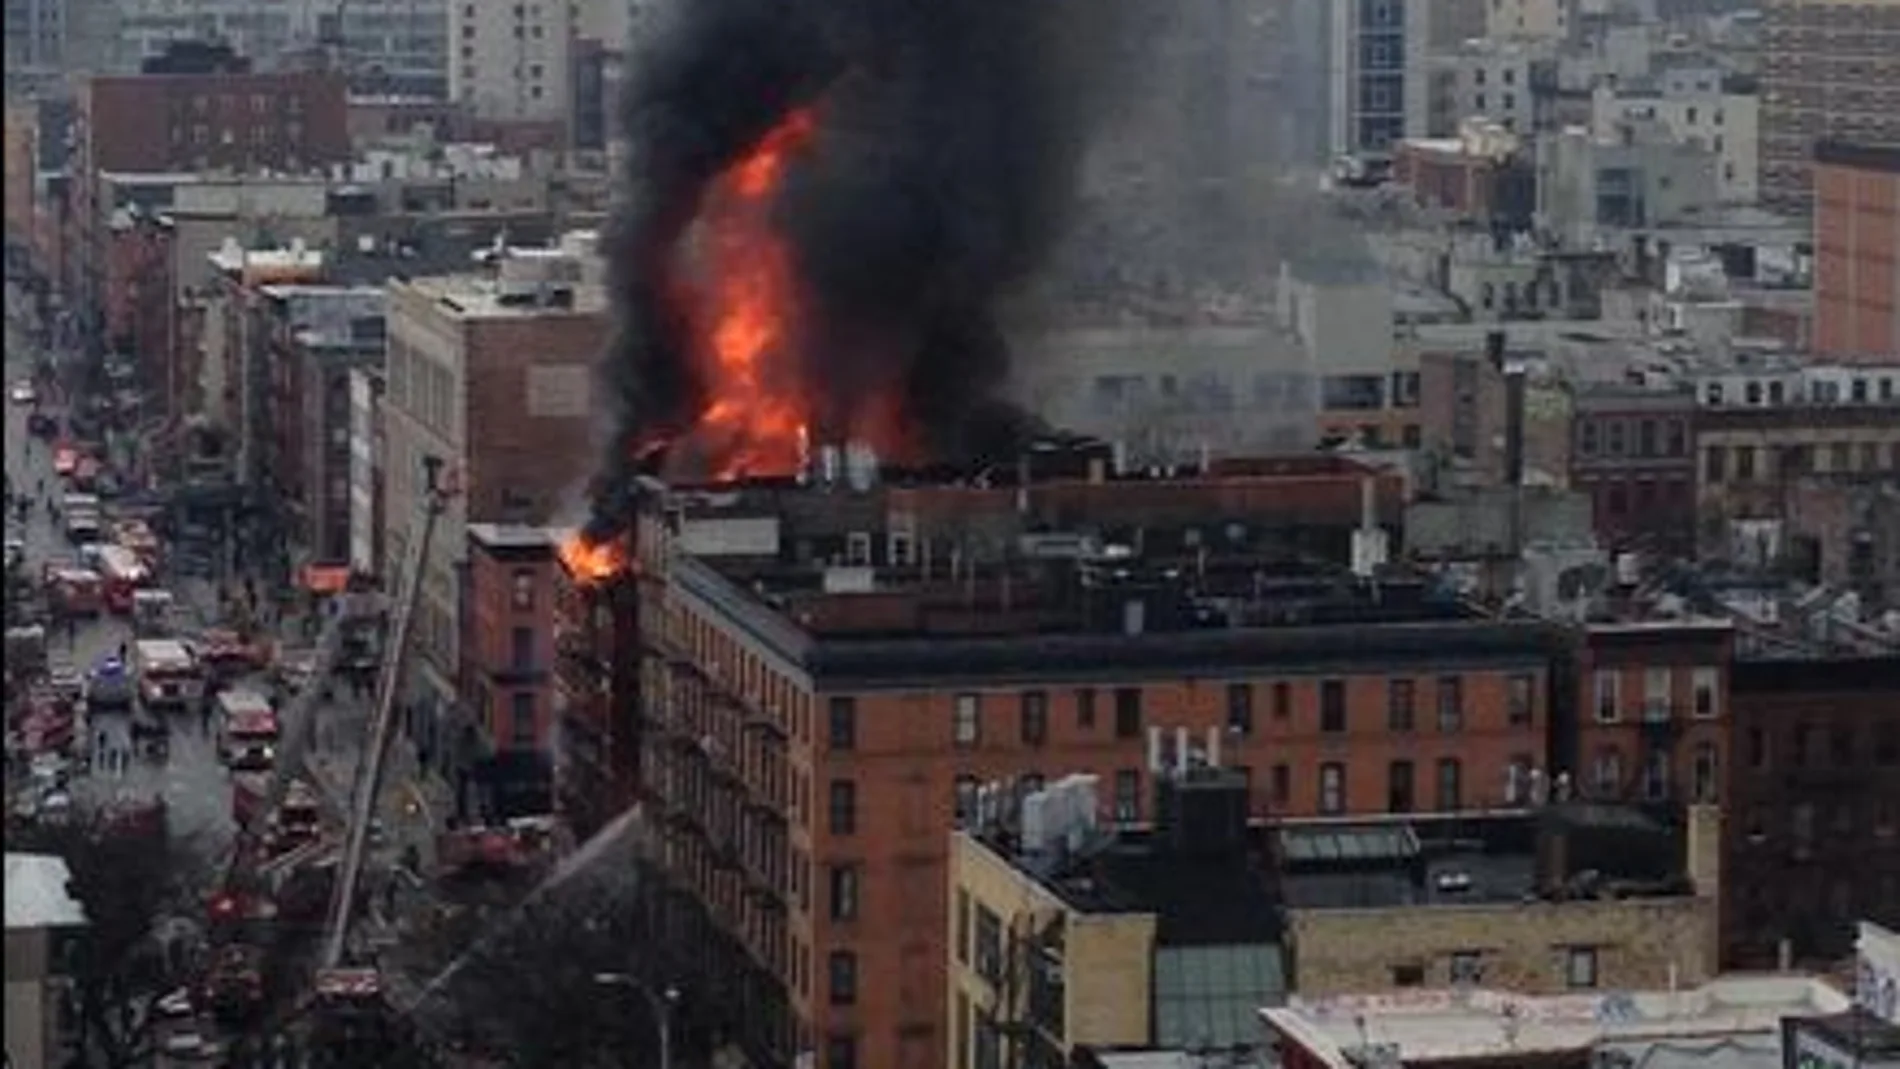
397,272,608,319
468,523,571,552
1279,803,1690,911
5,853,87,930
1262,974,1853,1068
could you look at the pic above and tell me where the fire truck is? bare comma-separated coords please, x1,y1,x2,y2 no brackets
98,544,150,615
205,455,453,1055
133,638,203,710
216,689,279,771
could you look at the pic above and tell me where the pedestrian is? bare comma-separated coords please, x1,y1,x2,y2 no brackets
65,616,77,647
117,642,127,664
200,701,212,735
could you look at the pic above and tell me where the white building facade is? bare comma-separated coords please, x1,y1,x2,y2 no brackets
448,0,573,122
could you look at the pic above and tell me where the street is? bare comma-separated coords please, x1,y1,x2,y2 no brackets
8,299,237,843
8,277,453,1063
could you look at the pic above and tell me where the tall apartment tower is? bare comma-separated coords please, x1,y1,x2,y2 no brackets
447,0,574,122
1759,0,1900,215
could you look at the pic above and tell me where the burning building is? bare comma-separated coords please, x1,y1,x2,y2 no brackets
577,449,1577,1069
575,0,1131,542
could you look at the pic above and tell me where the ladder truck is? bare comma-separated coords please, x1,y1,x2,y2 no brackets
204,456,452,1050
304,454,453,1063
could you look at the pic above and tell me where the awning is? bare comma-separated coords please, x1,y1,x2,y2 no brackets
298,564,351,595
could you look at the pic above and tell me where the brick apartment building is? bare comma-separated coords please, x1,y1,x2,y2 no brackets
1724,655,1900,969
459,524,565,820
1573,620,1734,808
553,555,643,837
1568,384,1699,555
4,102,36,254
1812,140,1900,363
1758,0,1900,215
380,240,606,785
1694,390,1900,559
66,41,348,345
616,450,1565,1069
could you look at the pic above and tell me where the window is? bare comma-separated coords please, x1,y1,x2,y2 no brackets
1271,764,1291,806
1449,952,1484,984
1437,676,1463,732
1113,687,1143,738
1436,758,1462,811
825,1034,857,1069
1691,668,1718,718
1594,669,1620,722
829,864,860,922
1642,749,1669,801
1387,679,1416,732
1318,679,1347,734
1319,762,1346,815
1075,687,1096,729
1392,962,1426,986
955,889,971,963
1226,683,1254,736
954,775,979,823
828,951,858,1005
1579,420,1599,455
1020,691,1048,745
953,693,981,747
1877,722,1899,767
1507,673,1535,725
1593,748,1623,797
1566,948,1599,989
1736,445,1756,481
1831,725,1855,767
1643,667,1671,721
510,691,535,747
1388,760,1414,813
1272,681,1292,719
1748,727,1769,769
510,568,535,609
828,697,857,750
974,905,1003,982
1705,445,1726,483
1692,743,1718,803
1113,769,1141,821
828,780,857,835
510,626,534,670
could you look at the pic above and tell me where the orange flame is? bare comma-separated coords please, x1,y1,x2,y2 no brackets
559,533,630,587
683,108,822,481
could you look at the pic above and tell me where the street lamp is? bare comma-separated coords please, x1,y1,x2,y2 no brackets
593,972,680,1069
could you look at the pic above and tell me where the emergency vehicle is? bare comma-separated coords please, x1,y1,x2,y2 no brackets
133,638,203,710
98,544,150,615
217,689,280,771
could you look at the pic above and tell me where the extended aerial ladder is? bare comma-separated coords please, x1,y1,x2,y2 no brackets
319,453,450,973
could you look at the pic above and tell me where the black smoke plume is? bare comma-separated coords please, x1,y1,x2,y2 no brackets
584,0,1127,536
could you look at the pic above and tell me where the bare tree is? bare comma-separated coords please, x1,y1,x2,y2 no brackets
12,802,213,1069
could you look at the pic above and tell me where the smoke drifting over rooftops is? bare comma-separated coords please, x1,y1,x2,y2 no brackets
582,0,1132,536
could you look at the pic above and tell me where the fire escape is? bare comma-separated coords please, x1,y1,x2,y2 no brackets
992,908,1069,1069
641,615,795,1066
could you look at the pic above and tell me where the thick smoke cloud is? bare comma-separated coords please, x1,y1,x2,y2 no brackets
586,0,1127,535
